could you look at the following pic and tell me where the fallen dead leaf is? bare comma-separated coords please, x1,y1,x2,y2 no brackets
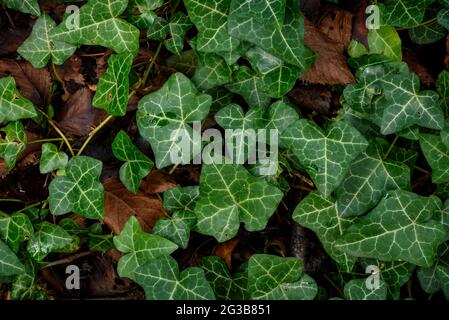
403,50,435,87
302,17,355,84
318,5,353,50
0,59,51,107
58,87,107,136
55,55,86,86
351,0,369,47
0,25,32,57
213,238,240,270
141,170,177,194
288,85,333,115
103,178,165,234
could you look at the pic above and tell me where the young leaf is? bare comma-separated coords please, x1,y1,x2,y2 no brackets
192,51,233,90
0,239,25,277
136,72,212,168
335,141,411,217
184,0,240,53
383,0,434,28
26,222,80,261
48,156,104,219
39,143,68,174
292,192,356,272
420,133,449,184
163,185,200,213
367,26,402,61
281,119,369,197
248,254,317,300
0,77,37,123
194,163,283,242
225,66,271,109
344,279,387,300
0,121,27,171
134,255,215,300
93,53,134,117
51,0,140,55
17,14,77,68
201,256,248,300
147,12,192,55
112,130,154,193
228,0,315,74
152,211,195,250
335,190,447,267
0,211,33,253
0,0,40,16
113,216,178,280
127,0,164,29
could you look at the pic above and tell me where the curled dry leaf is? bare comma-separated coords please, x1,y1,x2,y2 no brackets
140,170,177,195
55,55,86,87
213,238,240,270
0,59,51,107
288,85,333,115
318,6,353,49
103,178,165,234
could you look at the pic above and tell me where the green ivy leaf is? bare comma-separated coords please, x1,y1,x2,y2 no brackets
201,256,248,300
113,216,178,280
0,121,27,171
383,0,435,28
228,0,315,73
17,14,77,68
367,25,402,61
281,119,368,197
292,192,356,272
343,279,387,300
336,190,447,267
0,77,37,124
184,0,240,53
0,0,40,16
163,185,200,213
136,72,212,168
127,0,164,28
420,133,449,184
192,51,232,90
335,141,411,217
0,239,24,277
134,255,215,300
51,0,140,55
248,254,317,300
93,53,134,117
11,258,44,300
147,12,192,55
26,222,80,261
39,143,68,174
112,131,154,193
195,163,283,242
0,211,33,253
437,70,449,116
48,156,104,219
225,66,271,109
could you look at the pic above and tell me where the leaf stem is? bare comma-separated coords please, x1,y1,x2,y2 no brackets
383,135,399,160
36,108,75,156
140,42,163,88
52,63,64,85
28,138,73,145
76,115,114,156
0,198,23,203
17,201,44,213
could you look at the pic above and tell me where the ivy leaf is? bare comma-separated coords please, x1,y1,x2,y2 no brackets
245,46,301,98
0,239,24,277
376,72,444,134
39,143,68,174
93,53,134,117
383,0,435,28
0,77,37,124
436,265,449,299
112,131,154,193
228,0,315,73
195,163,283,242
134,255,215,300
127,0,164,29
51,0,140,55
248,254,317,300
26,222,80,261
48,156,104,219
292,192,356,272
0,211,33,253
136,72,212,168
147,12,192,55
420,133,449,184
335,141,411,217
184,0,240,53
343,279,387,300
113,216,178,280
437,70,449,116
225,66,271,109
163,185,200,213
335,190,447,267
0,0,40,16
11,258,44,300
192,51,232,90
0,121,27,171
201,256,248,300
17,14,77,68
367,26,402,61
281,119,368,197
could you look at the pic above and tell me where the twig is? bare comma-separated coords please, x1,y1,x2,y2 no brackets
0,198,23,203
28,138,73,145
42,251,92,269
